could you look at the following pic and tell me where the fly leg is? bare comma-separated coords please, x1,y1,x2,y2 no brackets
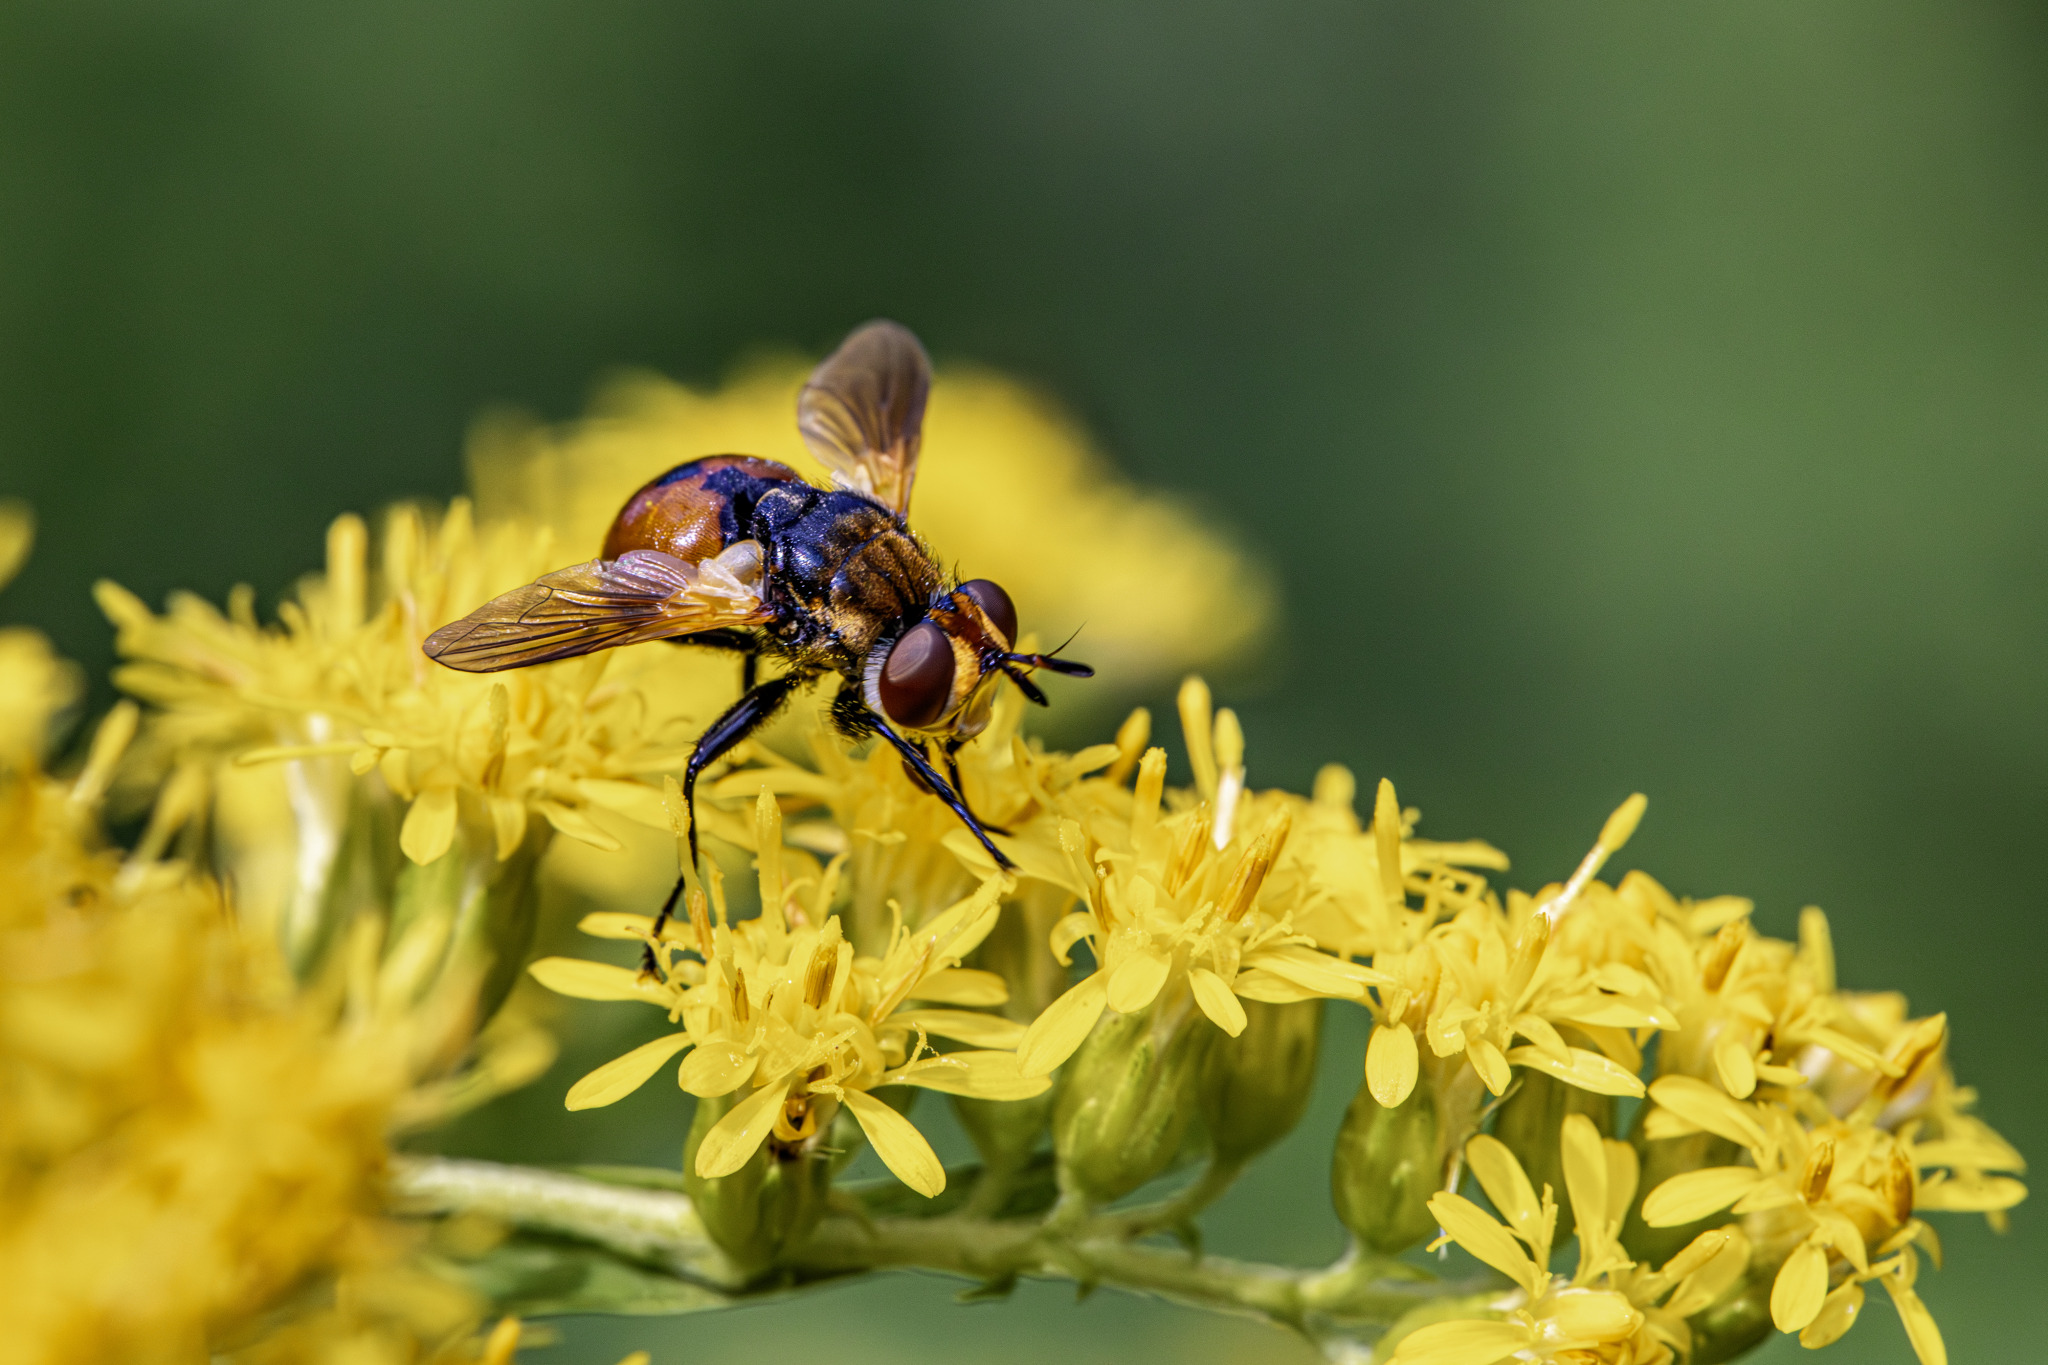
829,693,1015,871
646,671,804,970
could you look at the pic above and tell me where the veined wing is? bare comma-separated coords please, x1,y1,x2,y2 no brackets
797,319,930,517
422,543,770,672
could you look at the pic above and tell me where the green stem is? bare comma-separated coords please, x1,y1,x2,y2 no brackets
392,1156,1479,1337
391,1155,745,1290
1097,1157,1246,1242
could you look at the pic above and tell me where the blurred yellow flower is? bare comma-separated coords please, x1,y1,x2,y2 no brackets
466,356,1272,689
0,705,495,1364
0,503,81,767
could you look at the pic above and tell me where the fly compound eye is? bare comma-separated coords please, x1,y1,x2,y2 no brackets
957,578,1017,648
879,621,956,729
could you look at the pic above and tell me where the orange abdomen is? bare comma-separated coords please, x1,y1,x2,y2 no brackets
601,455,803,563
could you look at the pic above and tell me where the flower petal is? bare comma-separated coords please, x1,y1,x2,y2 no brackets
1512,1013,1572,1065
1799,1282,1864,1351
1770,1238,1830,1333
576,778,670,830
527,956,662,1002
1108,947,1170,1014
1049,911,1097,966
539,799,625,851
903,967,1010,1007
565,1033,693,1111
1912,1174,2027,1213
1547,1288,1642,1341
1231,968,1323,1003
890,1009,1026,1049
1505,1044,1645,1098
895,1051,1051,1100
1559,1113,1610,1246
678,1041,758,1098
400,787,458,865
1468,1038,1511,1096
1389,1318,1533,1365
1018,971,1110,1077
1466,1134,1542,1247
489,796,527,861
693,1078,790,1179
1244,943,1385,997
1881,1273,1948,1365
1641,1166,1764,1227
1366,1021,1419,1107
1189,967,1247,1036
842,1089,946,1197
1647,1075,1766,1153
576,912,661,941
1427,1191,1541,1297
1714,1036,1758,1099
1662,1226,1752,1318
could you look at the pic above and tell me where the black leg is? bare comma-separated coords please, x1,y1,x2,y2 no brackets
859,706,1017,871
646,672,804,966
944,739,1011,837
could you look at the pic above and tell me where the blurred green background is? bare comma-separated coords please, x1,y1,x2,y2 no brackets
3,3,2043,1361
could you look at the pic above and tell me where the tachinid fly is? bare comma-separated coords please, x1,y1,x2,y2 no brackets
423,320,1093,938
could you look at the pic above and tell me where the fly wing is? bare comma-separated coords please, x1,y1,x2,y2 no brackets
422,543,771,672
797,319,931,517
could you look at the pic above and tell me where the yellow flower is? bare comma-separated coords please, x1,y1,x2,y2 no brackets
1592,884,1889,1102
531,789,1048,1197
1015,678,1385,1077
1393,1116,1751,1365
1360,796,1667,1118
0,703,501,1364
93,502,740,998
1635,1073,1971,1363
0,503,81,767
1286,766,1508,964
466,356,1272,686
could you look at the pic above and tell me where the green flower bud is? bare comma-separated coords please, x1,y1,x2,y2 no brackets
1491,1069,1613,1243
953,1090,1053,1181
1198,999,1322,1166
1684,1271,1774,1364
684,1089,833,1279
1052,992,1214,1206
1331,1067,1441,1254
384,798,552,1025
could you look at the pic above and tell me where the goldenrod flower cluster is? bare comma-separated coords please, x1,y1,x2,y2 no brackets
1374,860,2022,1365
534,788,1046,1198
0,358,2023,1365
529,648,2019,1363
